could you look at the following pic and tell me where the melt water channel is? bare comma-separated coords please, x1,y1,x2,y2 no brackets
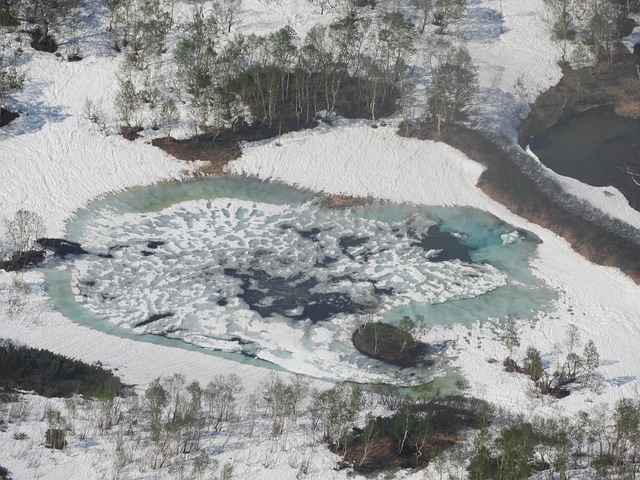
43,175,556,386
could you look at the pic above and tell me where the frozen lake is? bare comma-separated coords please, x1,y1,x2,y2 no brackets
44,176,556,384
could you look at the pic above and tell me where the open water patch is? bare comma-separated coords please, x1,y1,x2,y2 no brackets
529,106,640,211
45,175,555,384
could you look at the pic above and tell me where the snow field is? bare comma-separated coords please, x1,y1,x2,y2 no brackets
1,0,640,478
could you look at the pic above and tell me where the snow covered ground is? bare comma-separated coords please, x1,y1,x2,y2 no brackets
1,0,640,478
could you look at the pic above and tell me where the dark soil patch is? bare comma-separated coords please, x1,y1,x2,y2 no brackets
352,322,429,368
28,30,58,53
320,194,375,208
0,108,19,127
0,1,16,27
120,125,143,141
0,250,45,271
399,122,640,283
67,54,83,62
37,238,88,257
518,44,640,142
152,118,317,174
338,395,491,472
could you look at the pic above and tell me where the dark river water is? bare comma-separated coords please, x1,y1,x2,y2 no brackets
529,106,640,211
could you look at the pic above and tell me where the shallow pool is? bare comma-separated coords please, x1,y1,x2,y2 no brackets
44,175,556,384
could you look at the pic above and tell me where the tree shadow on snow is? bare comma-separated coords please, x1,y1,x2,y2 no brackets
0,82,69,138
604,375,636,387
455,0,507,44
474,83,523,136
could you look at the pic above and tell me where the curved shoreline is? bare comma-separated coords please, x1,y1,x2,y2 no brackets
153,106,640,285
399,122,640,283
518,45,640,143
150,36,640,285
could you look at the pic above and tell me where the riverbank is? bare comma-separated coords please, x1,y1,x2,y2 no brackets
148,95,640,285
518,44,640,144
403,122,640,283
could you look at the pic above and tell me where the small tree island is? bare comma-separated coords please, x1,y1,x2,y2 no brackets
352,315,429,368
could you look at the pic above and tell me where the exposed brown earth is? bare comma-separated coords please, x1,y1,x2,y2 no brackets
320,194,375,208
152,135,241,175
402,122,640,283
150,39,640,284
397,35,640,284
152,118,316,174
518,44,640,143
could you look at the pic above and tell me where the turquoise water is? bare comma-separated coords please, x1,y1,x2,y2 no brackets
43,175,556,383
64,176,315,242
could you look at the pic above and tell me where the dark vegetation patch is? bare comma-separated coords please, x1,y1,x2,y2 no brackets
503,358,570,399
120,125,143,141
153,69,399,173
339,395,492,472
0,465,11,480
221,69,398,126
468,422,559,480
28,29,58,53
0,108,19,127
45,428,67,450
0,0,16,26
37,238,88,257
352,322,428,367
399,122,640,283
0,249,45,271
0,340,123,398
518,45,640,141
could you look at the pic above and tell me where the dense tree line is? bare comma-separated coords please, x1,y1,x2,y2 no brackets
0,0,482,134
4,367,639,478
468,400,640,479
0,340,123,398
102,0,478,137
344,391,493,472
542,0,636,64
168,12,413,130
